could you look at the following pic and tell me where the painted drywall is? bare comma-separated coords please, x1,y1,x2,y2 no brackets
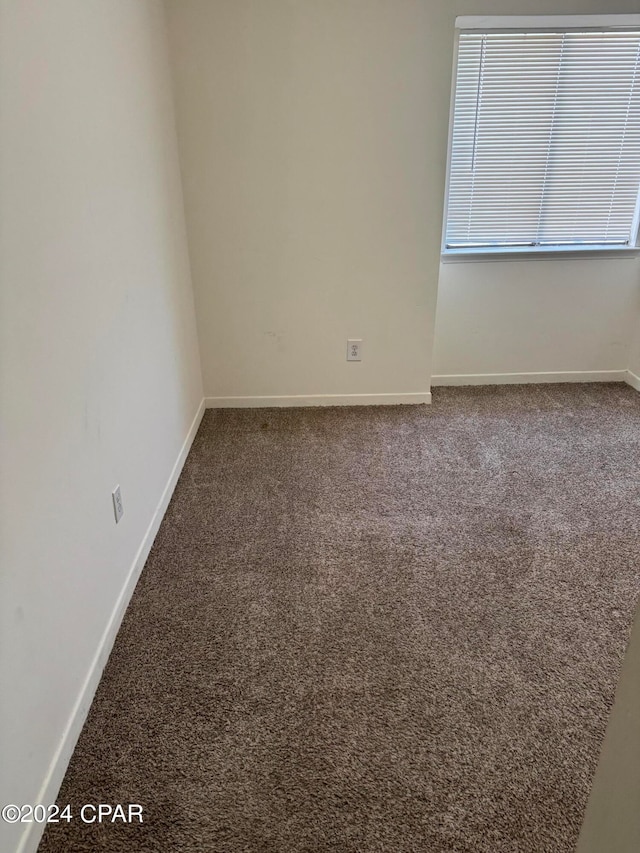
164,0,441,401
164,0,640,402
577,601,640,853
433,258,640,380
0,2,202,852
628,313,640,382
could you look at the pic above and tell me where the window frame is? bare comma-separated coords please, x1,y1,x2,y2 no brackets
441,15,640,262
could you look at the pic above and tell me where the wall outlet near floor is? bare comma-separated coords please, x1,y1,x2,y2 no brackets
347,339,363,361
112,485,124,523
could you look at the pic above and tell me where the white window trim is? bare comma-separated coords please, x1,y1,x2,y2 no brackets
456,15,640,32
441,15,640,262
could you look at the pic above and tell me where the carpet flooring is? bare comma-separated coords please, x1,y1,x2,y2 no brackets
39,384,640,853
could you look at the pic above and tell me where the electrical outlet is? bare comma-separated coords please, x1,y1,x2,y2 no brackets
347,339,362,361
112,485,124,524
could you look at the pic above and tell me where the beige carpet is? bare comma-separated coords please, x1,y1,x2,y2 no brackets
39,384,640,852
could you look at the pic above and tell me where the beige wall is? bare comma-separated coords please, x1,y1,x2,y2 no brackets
0,3,202,852
434,258,640,380
628,315,640,379
165,0,444,402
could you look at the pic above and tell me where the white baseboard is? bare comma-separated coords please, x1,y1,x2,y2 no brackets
17,398,206,853
431,370,627,387
205,392,432,407
626,370,640,393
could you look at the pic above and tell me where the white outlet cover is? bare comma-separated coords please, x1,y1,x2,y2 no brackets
112,485,124,523
347,339,363,361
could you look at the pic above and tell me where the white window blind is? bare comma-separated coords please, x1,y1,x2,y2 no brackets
444,27,640,253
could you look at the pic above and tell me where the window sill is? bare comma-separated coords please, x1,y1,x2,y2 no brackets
441,247,640,263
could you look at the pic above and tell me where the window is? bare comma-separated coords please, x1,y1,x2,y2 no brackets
443,15,640,256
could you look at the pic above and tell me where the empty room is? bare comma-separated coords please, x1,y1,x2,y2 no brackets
2,1,640,852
